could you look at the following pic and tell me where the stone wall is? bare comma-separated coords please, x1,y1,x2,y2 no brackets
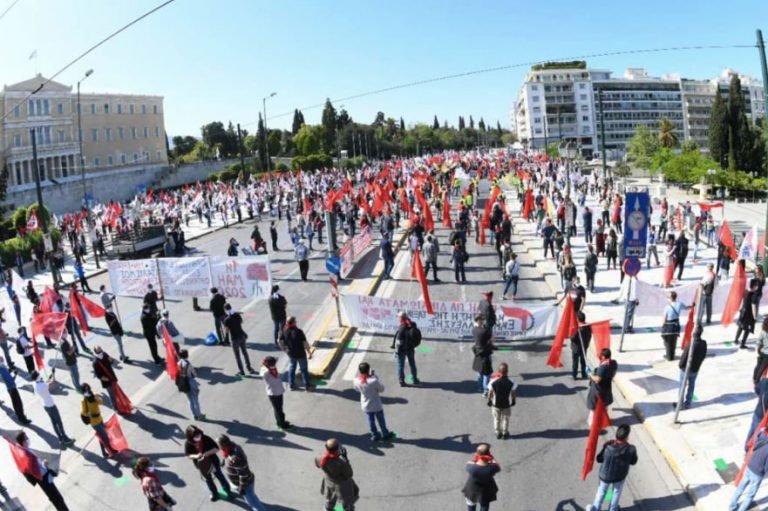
2,159,236,214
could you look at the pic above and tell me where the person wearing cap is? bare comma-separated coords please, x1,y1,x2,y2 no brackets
209,288,230,346
478,292,497,335
260,356,291,429
268,285,288,348
223,303,255,377
156,309,182,355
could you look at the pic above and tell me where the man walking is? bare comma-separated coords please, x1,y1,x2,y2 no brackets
295,239,310,281
462,443,501,511
353,362,395,442
478,292,497,335
502,253,520,301
140,303,163,364
674,230,689,280
268,285,287,348
209,287,230,346
583,205,593,244
486,363,518,439
699,263,716,325
218,435,268,511
279,316,314,391
315,439,359,511
260,356,291,429
391,311,420,386
223,303,255,376
677,325,707,410
423,234,440,282
571,312,592,380
586,424,638,511
380,232,395,280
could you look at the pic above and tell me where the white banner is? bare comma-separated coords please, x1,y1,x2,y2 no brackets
633,278,733,317
341,294,560,339
340,226,374,279
158,257,211,298
109,256,271,300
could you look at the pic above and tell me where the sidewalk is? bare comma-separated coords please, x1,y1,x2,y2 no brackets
507,186,765,510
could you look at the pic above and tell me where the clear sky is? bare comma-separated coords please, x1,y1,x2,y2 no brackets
1,0,767,138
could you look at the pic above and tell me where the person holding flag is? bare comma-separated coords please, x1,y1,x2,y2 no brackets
677,326,708,410
585,424,638,511
587,348,618,426
12,431,70,510
79,383,116,458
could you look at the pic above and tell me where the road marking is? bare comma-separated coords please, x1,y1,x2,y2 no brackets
714,458,728,471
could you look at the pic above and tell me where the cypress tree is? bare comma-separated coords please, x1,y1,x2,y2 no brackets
400,117,405,131
292,109,304,135
469,115,475,129
708,87,727,168
727,75,746,171
458,116,466,130
433,115,440,130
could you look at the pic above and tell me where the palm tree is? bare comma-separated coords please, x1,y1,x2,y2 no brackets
658,117,678,148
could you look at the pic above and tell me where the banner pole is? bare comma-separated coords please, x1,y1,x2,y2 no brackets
674,294,699,424
155,258,166,309
618,277,633,353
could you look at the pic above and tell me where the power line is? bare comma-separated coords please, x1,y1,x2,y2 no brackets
243,43,755,127
0,0,20,22
0,0,176,123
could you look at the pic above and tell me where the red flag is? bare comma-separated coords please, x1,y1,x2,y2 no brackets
720,220,738,261
442,195,453,228
26,211,40,232
112,383,133,415
411,249,434,315
681,289,699,350
5,438,43,481
547,297,578,368
522,189,534,220
722,262,747,327
399,189,412,216
581,396,612,480
162,325,179,380
589,320,612,356
611,201,621,225
113,201,123,217
415,188,434,232
76,292,106,318
68,288,90,334
30,312,67,340
39,287,58,313
101,415,129,452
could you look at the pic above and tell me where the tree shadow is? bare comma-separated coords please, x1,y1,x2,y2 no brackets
415,380,479,394
204,418,312,452
318,387,408,405
510,428,589,440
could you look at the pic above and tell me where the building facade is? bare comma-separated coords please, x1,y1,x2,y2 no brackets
512,63,765,159
0,74,167,191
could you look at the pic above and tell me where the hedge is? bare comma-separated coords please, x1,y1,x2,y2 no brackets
0,228,62,268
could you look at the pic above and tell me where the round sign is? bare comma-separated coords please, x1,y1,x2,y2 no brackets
325,256,341,274
623,257,641,277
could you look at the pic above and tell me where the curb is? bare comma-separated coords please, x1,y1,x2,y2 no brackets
310,226,411,380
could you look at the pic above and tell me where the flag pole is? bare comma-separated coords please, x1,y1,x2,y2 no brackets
674,293,699,424
618,277,633,353
154,258,166,309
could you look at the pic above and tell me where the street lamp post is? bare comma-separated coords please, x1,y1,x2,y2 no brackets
77,69,94,207
559,140,578,247
262,92,277,171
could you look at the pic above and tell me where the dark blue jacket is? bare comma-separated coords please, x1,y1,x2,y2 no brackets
749,433,768,477
0,366,17,390
596,440,638,483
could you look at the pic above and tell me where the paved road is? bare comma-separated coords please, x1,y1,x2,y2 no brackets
2,200,694,510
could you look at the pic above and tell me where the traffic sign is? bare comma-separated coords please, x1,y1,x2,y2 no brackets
623,191,650,258
325,256,341,274
623,257,641,277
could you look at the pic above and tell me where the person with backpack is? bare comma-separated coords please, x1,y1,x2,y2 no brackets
391,311,420,386
587,348,618,426
177,349,204,420
487,363,518,440
585,424,638,511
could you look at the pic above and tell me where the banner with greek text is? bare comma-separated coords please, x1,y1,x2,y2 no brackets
340,226,374,278
108,259,160,297
341,294,560,339
157,257,211,298
208,256,271,300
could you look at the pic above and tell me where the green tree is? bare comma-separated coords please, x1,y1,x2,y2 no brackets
433,115,439,130
172,136,197,159
469,115,475,129
658,117,678,148
292,109,305,135
680,139,699,154
727,75,749,172
267,130,282,157
320,99,338,154
373,112,385,127
478,118,486,132
337,109,351,130
458,116,465,130
293,124,322,156
626,124,660,169
400,117,405,131
708,87,727,168
201,122,227,150
256,114,268,168
496,121,502,135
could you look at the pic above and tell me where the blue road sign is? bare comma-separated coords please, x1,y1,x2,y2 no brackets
623,191,650,259
325,256,341,274
623,257,641,277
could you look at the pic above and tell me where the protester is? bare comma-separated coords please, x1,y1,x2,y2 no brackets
177,349,205,420
268,285,287,348
486,363,518,440
661,291,683,361
571,312,592,380
587,348,618,425
92,346,119,409
754,318,768,385
584,244,598,293
141,303,164,364
675,324,707,410
735,279,759,349
132,456,176,511
423,234,440,281
0,356,32,424
209,287,230,346
184,425,233,502
79,383,115,457
218,435,268,511
502,253,520,301
586,424,638,511
380,232,396,279
451,239,468,283
16,326,38,379
64,302,88,354
295,239,310,281
104,307,129,363
315,438,359,511
223,303,255,376
35,374,74,447
462,443,500,511
259,356,291,429
391,311,420,386
730,428,768,511
59,336,81,392
156,309,183,353
353,362,395,442
15,431,69,510
478,292,497,335
472,315,494,394
699,262,716,325
279,316,314,391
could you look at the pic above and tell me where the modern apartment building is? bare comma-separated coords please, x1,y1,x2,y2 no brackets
513,63,765,159
0,74,167,191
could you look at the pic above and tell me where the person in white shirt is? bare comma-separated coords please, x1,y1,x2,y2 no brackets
502,253,520,301
353,362,394,442
259,356,291,430
34,374,74,446
17,327,37,379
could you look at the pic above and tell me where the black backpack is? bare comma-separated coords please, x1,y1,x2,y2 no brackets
16,338,24,355
406,323,422,348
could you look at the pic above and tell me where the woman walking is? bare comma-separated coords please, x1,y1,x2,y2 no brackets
133,457,176,510
605,229,618,270
79,383,115,457
662,234,676,288
184,425,233,502
735,279,759,349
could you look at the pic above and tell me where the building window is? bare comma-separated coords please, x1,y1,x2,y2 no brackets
104,104,110,114
13,105,19,117
58,130,65,143
43,100,49,115
94,157,100,167
61,158,68,177
129,104,135,114
91,104,96,115
119,127,125,139
14,134,21,147
131,127,137,140
117,104,122,114
579,83,586,89
57,103,63,115
582,115,589,122
154,126,159,137
156,150,162,161
91,128,98,142
105,128,112,141
142,104,147,114
108,155,114,166
533,106,541,113
28,100,35,116
533,117,541,124
532,96,539,102
531,85,539,91
153,105,158,114
143,127,148,138
120,154,126,164
581,104,589,111
580,94,588,100
534,128,542,134
133,153,139,163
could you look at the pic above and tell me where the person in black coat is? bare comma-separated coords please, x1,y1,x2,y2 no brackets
140,304,163,364
677,326,707,410
268,285,287,347
471,315,494,394
589,424,638,511
184,425,233,502
477,292,497,335
571,312,592,380
736,279,760,349
462,443,500,511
